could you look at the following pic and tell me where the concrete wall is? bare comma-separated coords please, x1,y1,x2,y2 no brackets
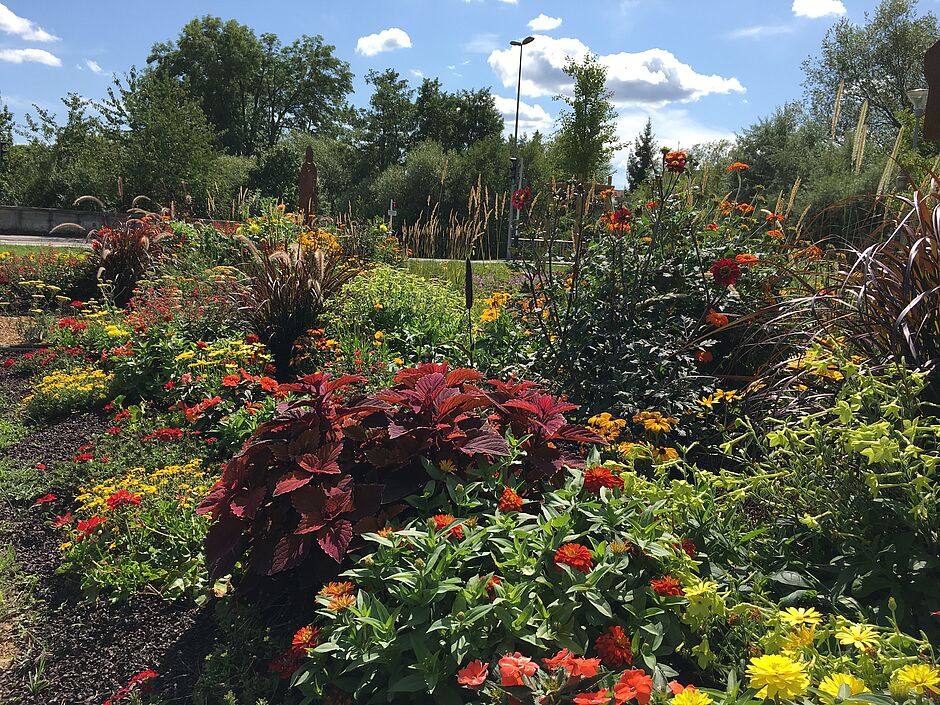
0,205,128,236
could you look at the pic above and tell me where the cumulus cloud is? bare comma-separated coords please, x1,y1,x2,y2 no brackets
488,36,744,105
792,0,846,19
493,95,554,136
0,48,61,66
0,3,57,42
528,14,562,31
356,28,412,56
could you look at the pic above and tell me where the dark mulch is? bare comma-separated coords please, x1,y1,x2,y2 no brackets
0,356,219,705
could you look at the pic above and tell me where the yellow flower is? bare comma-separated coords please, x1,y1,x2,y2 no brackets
633,410,677,434
818,673,867,700
175,351,196,362
835,624,877,650
893,664,940,695
673,687,713,705
374,330,384,342
778,607,823,628
782,625,816,652
393,357,404,365
746,654,809,700
684,580,719,599
480,307,499,323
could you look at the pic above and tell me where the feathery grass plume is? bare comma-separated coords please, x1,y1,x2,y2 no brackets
131,195,152,208
785,178,801,220
73,195,106,210
831,79,845,140
852,100,869,176
878,126,906,195
49,222,86,236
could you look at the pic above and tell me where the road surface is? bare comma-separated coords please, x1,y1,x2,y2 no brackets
0,234,88,248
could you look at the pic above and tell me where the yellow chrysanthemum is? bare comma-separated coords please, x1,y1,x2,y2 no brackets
893,664,940,695
673,687,713,705
746,654,809,700
818,673,867,700
834,624,878,650
778,607,823,628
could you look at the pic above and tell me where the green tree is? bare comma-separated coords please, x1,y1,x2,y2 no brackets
553,55,619,182
626,118,657,190
802,0,939,144
149,16,353,155
361,69,415,175
0,100,13,202
412,80,503,151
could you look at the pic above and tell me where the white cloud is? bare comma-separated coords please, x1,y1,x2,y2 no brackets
488,36,744,105
528,14,562,31
729,25,793,39
356,27,412,56
85,59,104,74
493,95,554,135
410,69,424,78
0,3,57,42
792,0,846,19
465,32,500,54
0,48,61,66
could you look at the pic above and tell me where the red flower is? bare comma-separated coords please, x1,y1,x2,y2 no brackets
106,426,122,435
268,650,301,680
35,463,46,470
432,514,464,540
291,625,320,654
574,689,611,705
114,409,131,422
709,258,741,287
650,576,684,596
107,490,142,510
567,657,602,678
164,380,176,390
603,206,633,232
498,652,538,686
142,427,183,442
498,486,524,513
705,310,728,327
543,649,575,670
614,670,653,705
196,341,208,350
680,538,697,559
512,187,532,210
485,575,502,595
245,333,260,344
33,493,57,505
73,453,94,462
76,515,107,541
726,162,750,172
128,669,158,692
595,626,633,667
664,151,687,173
705,223,719,232
695,350,713,364
457,660,488,687
52,512,73,528
3,358,14,368
583,466,624,494
222,374,241,387
554,543,594,574
258,376,279,393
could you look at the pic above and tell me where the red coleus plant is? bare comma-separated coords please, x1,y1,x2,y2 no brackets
197,364,602,581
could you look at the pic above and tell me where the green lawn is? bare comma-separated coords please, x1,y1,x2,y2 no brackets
405,258,516,290
0,244,88,257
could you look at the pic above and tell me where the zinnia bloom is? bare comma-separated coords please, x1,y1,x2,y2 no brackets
498,486,524,513
555,543,594,573
595,626,633,667
457,660,488,687
650,576,684,596
583,465,624,494
222,374,241,387
695,350,713,364
709,258,741,287
746,654,809,700
567,657,602,679
735,253,759,266
893,664,940,695
727,162,750,172
319,581,356,597
705,223,719,232
432,514,464,540
673,686,713,705
328,594,355,611
291,625,320,654
613,669,652,705
498,652,538,686
664,151,687,173
705,310,729,327
818,673,867,699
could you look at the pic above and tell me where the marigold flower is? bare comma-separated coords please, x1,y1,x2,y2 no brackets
555,543,594,573
432,514,464,539
574,689,611,705
664,151,687,173
613,669,652,705
498,486,524,513
583,465,624,494
595,626,633,667
705,309,729,327
457,660,488,687
498,652,538,686
746,654,809,700
650,576,684,596
709,258,741,287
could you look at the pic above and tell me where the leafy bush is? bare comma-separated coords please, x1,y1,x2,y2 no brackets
90,219,172,305
197,365,602,582
0,248,97,312
59,458,216,597
327,265,466,361
22,365,113,419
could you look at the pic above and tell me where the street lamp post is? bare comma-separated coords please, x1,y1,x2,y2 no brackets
907,88,930,151
506,35,534,261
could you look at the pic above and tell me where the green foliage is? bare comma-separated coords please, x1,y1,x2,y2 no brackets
22,366,113,420
361,69,417,175
626,119,658,191
327,265,465,360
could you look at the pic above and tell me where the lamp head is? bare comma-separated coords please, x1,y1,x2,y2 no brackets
908,88,930,113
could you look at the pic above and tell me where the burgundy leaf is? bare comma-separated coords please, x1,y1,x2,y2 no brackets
318,520,353,562
272,470,314,497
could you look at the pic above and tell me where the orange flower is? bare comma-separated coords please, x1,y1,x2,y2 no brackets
498,652,539,686
735,253,759,266
543,649,575,671
258,376,279,392
767,229,784,239
705,309,729,327
766,213,784,222
727,162,750,172
567,657,602,678
291,625,320,654
595,626,634,667
328,594,355,611
650,576,685,596
554,543,594,573
485,574,502,594
498,486,524,513
457,660,488,687
705,223,719,232
696,350,713,364
319,581,356,597
614,670,653,705
432,514,464,539
583,466,624,494
222,374,241,387
664,151,688,173
736,203,755,214
645,200,658,209
574,689,612,705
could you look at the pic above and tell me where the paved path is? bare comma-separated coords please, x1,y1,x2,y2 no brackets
0,235,88,248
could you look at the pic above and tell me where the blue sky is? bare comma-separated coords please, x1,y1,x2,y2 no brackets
0,0,925,175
